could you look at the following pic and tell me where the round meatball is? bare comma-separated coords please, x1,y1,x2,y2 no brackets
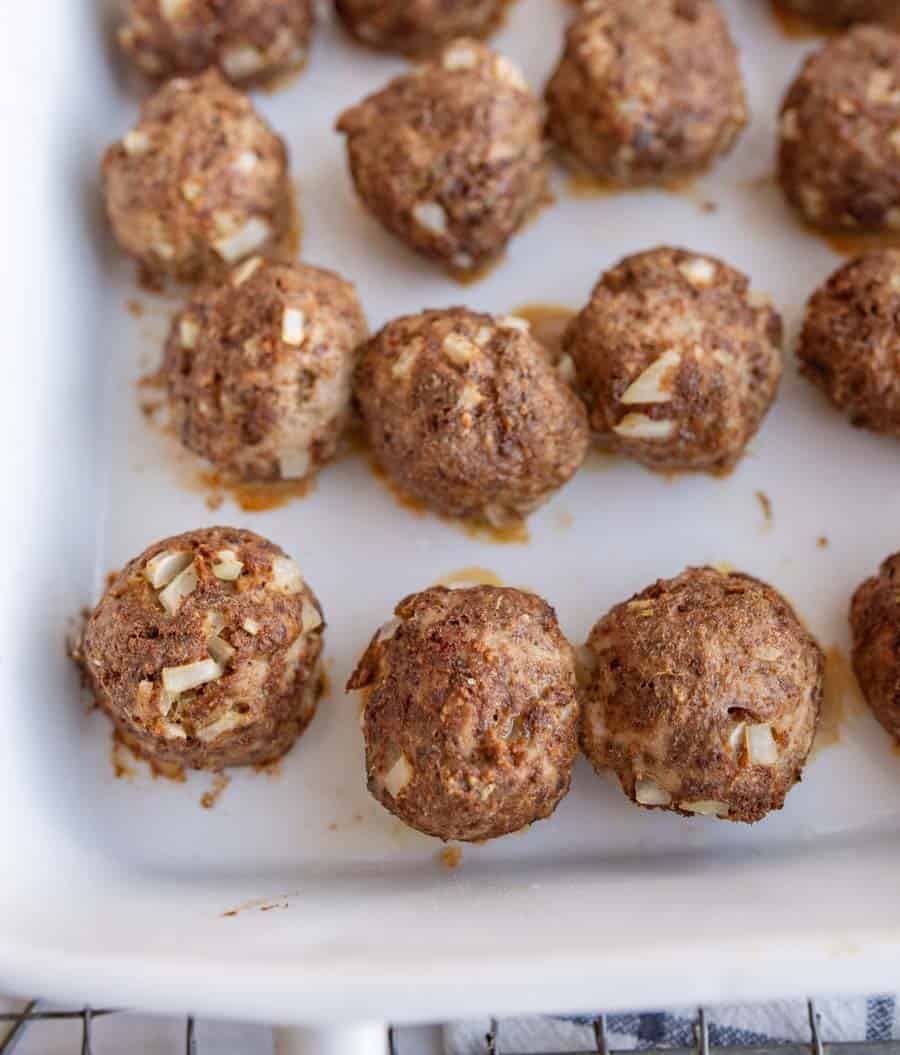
81,528,324,770
778,26,900,232
851,553,900,740
797,250,900,436
544,0,747,185
580,567,824,823
335,0,506,55
354,308,589,525
773,0,900,28
563,247,783,473
336,40,547,276
164,258,368,482
347,585,580,842
117,0,314,86
102,69,291,283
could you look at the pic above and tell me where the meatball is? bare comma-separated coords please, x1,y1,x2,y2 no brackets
778,26,900,232
347,585,580,842
773,0,900,28
81,528,324,770
354,308,589,525
103,69,291,283
164,258,368,482
851,553,900,740
335,0,506,55
117,0,314,86
544,0,747,186
336,40,547,276
563,247,783,473
580,567,824,823
797,250,900,436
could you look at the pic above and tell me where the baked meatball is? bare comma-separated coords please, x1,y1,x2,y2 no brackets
580,567,824,823
797,250,900,436
103,69,291,283
773,0,900,28
335,0,506,55
544,0,747,186
778,26,900,232
347,585,580,842
164,257,368,481
563,247,783,473
117,0,314,86
354,308,589,525
336,40,547,276
81,528,324,770
851,552,900,740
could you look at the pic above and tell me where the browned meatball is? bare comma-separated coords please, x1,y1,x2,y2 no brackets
164,257,368,481
778,26,900,232
347,585,580,842
773,0,900,27
797,250,900,436
80,528,324,770
544,0,747,185
580,567,824,823
102,69,291,283
336,40,547,276
354,308,589,526
563,247,783,473
851,553,900,741
117,0,314,86
335,0,507,54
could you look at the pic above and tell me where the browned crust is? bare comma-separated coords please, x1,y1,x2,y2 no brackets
334,0,510,56
850,552,900,740
348,585,580,842
580,566,824,823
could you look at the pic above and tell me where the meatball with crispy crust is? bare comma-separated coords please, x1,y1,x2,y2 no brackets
580,567,824,823
164,257,368,482
797,250,900,437
544,0,747,186
347,585,580,842
563,246,783,473
851,552,900,741
778,26,900,232
117,0,314,86
336,39,547,276
773,0,900,28
354,307,589,527
80,527,324,770
102,69,291,283
335,0,508,55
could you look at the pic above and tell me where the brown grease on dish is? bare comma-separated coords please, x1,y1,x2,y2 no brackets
756,490,773,528
440,845,463,869
768,1,836,38
434,566,505,587
201,772,231,809
818,536,829,548
112,728,187,783
811,646,863,756
199,471,315,513
820,228,900,258
512,303,575,362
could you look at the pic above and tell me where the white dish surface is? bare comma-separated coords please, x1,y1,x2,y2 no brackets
4,0,900,1027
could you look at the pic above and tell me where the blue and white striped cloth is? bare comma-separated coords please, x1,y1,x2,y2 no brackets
446,997,900,1054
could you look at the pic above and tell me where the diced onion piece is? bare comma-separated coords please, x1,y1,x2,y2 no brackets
376,617,402,643
747,723,778,766
557,354,576,384
144,549,192,589
443,333,477,365
391,346,418,379
221,45,265,79
383,753,413,798
242,618,260,636
635,778,671,806
412,201,448,235
232,255,262,287
136,680,154,707
161,658,223,695
207,636,235,666
681,799,729,817
197,709,246,743
728,722,745,752
497,315,530,333
179,317,199,349
620,349,680,405
234,150,258,174
158,562,198,615
160,720,187,740
123,129,151,155
678,257,716,287
212,550,244,581
301,598,323,632
205,610,226,636
613,413,676,440
442,43,478,70
213,216,272,262
270,555,304,594
281,307,306,346
161,0,191,19
278,449,311,480
755,646,781,662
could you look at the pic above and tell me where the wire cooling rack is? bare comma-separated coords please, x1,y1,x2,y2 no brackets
2,999,897,1055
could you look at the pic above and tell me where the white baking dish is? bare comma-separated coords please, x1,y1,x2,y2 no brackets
4,0,900,1028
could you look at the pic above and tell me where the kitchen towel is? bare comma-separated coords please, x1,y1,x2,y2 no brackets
445,996,900,1055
